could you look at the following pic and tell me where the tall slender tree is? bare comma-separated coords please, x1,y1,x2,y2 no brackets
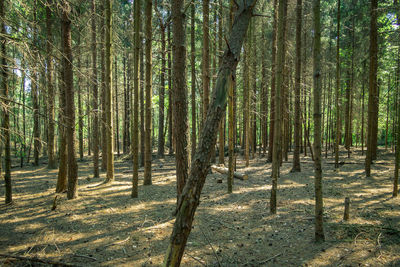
1,0,12,204
62,0,78,199
92,0,99,178
105,0,114,183
132,0,141,197
144,0,152,185
172,0,188,202
46,0,56,169
313,0,325,242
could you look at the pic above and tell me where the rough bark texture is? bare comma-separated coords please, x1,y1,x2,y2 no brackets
270,0,287,215
163,2,256,265
366,0,378,177
144,0,152,186
62,0,78,200
132,0,141,198
267,0,278,163
172,0,189,201
335,0,341,168
105,0,114,183
100,3,107,172
46,0,56,169
202,0,210,125
313,0,325,242
291,0,302,173
191,2,196,160
1,0,12,203
91,0,99,178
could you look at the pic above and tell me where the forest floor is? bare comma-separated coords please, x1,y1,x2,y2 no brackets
1,147,400,266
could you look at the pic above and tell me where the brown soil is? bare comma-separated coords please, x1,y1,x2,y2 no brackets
1,147,400,266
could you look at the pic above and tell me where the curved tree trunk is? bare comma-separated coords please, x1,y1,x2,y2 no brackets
163,2,256,265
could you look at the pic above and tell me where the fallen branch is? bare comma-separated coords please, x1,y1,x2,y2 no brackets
259,253,282,264
73,254,97,261
211,165,248,180
0,254,74,266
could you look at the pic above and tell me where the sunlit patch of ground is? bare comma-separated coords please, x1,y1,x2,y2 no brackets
1,147,399,266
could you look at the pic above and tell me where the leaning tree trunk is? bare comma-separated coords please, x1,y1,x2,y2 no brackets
163,2,257,265
1,0,12,204
313,0,325,242
62,0,78,200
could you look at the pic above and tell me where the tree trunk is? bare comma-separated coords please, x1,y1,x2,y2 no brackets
132,0,141,198
100,3,107,172
62,0,78,200
366,0,378,177
105,0,114,183
144,0,152,186
267,0,278,163
270,0,287,215
291,0,302,173
172,0,189,201
1,0,12,204
163,2,256,265
46,0,56,169
313,0,325,242
91,0,99,178
202,0,210,126
335,0,341,168
191,2,196,160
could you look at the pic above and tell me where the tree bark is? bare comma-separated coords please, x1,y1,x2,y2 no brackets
46,0,56,169
163,2,256,265
1,0,12,203
172,0,189,201
366,0,378,177
335,0,341,168
191,2,196,160
132,0,141,198
105,0,114,183
91,0,99,178
270,0,287,215
291,0,302,173
313,0,325,242
202,0,210,126
62,0,78,200
144,0,152,186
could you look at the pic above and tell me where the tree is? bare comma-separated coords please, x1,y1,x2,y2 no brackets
1,0,12,204
92,0,100,178
46,0,56,169
291,0,302,173
270,0,287,215
144,0,152,186
202,0,210,125
335,0,341,169
190,0,196,160
313,0,324,242
163,1,257,264
62,0,78,200
172,0,188,200
132,0,141,198
105,0,114,183
365,0,378,177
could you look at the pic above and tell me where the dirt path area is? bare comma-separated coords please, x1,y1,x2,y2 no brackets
1,148,399,266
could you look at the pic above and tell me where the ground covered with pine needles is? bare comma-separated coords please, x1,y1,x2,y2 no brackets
1,147,400,266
